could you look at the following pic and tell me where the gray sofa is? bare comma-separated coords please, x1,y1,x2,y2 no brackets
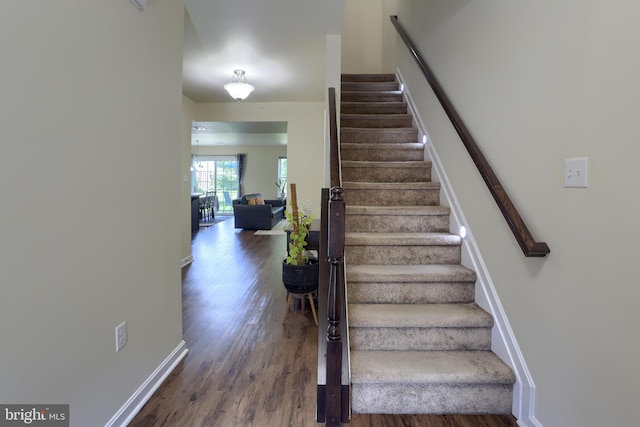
232,193,285,230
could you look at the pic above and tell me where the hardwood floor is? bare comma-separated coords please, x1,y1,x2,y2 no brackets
129,218,519,427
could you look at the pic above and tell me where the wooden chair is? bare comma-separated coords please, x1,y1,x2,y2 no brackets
200,191,215,221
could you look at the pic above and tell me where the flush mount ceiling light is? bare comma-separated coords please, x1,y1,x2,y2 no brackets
224,70,255,101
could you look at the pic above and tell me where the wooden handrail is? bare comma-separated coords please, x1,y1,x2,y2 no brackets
390,15,550,257
329,87,341,188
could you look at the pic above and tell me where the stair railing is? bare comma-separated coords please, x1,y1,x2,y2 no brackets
390,15,550,257
317,87,350,426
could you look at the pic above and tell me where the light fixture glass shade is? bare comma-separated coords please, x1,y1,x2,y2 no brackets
224,70,255,101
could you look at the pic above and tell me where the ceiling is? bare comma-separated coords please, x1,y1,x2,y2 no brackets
191,121,288,146
183,0,345,146
183,0,345,104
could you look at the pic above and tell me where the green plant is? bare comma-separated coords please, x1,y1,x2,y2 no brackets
284,183,313,266
275,179,286,195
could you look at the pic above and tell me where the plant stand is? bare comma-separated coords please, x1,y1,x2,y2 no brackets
282,258,318,325
282,291,318,325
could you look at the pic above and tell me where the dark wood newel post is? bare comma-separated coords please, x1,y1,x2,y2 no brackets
325,186,345,426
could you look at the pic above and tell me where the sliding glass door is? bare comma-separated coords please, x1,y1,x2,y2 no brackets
192,156,238,213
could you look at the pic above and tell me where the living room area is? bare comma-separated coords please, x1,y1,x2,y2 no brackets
190,120,289,230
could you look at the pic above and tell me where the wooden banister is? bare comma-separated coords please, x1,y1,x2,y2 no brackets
318,87,350,426
390,15,550,257
329,87,341,188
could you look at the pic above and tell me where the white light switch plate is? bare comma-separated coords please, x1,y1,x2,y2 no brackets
564,157,588,188
115,321,128,352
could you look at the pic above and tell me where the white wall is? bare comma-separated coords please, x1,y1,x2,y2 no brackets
0,1,185,425
395,1,640,426
342,0,398,73
193,102,326,217
195,145,288,200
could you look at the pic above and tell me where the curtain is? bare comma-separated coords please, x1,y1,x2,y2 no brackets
236,153,246,196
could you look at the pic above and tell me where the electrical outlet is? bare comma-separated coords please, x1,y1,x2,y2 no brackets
115,321,127,352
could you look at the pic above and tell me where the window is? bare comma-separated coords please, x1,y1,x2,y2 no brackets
192,156,238,213
277,157,287,197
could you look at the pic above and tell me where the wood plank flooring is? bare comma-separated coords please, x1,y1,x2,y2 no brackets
129,218,519,427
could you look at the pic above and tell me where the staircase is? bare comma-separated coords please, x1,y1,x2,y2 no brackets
341,74,515,414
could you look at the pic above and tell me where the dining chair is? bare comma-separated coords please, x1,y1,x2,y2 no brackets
200,191,215,221
223,191,233,213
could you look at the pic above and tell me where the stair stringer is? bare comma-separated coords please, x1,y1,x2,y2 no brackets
395,69,540,427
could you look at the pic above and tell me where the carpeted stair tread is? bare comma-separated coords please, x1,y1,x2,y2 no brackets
341,91,404,103
342,160,431,169
343,183,441,207
349,303,493,328
346,232,461,246
341,142,424,150
341,143,425,161
341,127,418,143
342,113,411,119
341,114,413,128
342,82,399,92
347,264,476,283
346,205,449,216
343,181,439,190
341,102,407,114
342,73,396,82
351,350,515,384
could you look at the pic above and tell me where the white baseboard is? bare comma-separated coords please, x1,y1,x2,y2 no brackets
105,340,188,427
396,68,539,425
181,256,194,268
518,416,543,427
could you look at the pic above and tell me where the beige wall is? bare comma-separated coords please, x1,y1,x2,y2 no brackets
395,1,640,426
0,1,185,425
342,0,398,73
193,102,326,217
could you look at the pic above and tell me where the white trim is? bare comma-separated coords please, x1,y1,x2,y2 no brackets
396,68,539,426
105,340,188,427
181,256,194,268
518,416,543,427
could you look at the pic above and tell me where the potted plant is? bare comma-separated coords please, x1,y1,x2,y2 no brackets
282,183,318,293
275,179,286,199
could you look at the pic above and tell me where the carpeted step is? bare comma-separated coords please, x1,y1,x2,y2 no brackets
350,350,515,414
342,73,396,82
341,127,418,144
342,81,399,92
349,303,493,351
341,143,425,162
342,161,431,183
341,102,408,115
343,182,440,207
345,205,449,233
345,232,461,265
347,264,476,304
341,91,404,103
341,113,413,128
